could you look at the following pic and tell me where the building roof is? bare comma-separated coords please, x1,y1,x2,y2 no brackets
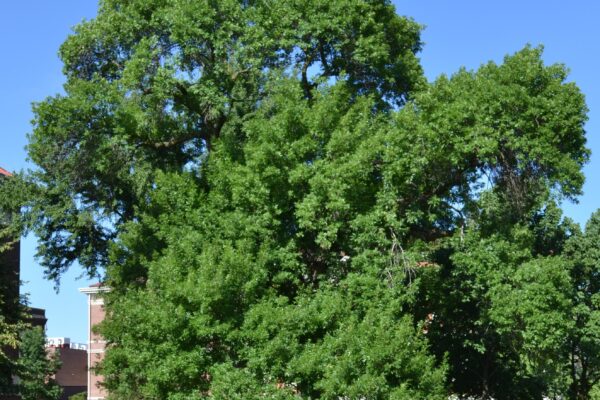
0,166,12,177
79,282,110,294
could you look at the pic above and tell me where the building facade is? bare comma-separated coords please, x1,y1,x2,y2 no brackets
45,338,87,400
79,284,109,400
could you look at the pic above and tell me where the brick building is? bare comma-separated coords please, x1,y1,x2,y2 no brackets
45,338,87,399
79,283,109,400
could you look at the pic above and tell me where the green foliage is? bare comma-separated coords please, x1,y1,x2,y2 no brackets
1,272,61,398
561,212,600,398
4,0,596,399
68,392,86,400
0,299,21,395
17,327,62,400
12,0,425,281
0,311,19,356
0,179,23,395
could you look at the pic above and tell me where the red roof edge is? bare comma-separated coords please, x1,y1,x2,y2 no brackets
0,166,12,177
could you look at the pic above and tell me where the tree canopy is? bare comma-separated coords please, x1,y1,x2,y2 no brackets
0,0,597,399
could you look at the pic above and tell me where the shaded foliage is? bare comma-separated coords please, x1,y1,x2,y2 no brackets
17,327,62,400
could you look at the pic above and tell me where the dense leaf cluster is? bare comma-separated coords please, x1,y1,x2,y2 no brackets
1,0,598,399
17,327,62,400
0,306,61,399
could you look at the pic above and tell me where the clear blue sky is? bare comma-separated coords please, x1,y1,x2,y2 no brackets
0,1,598,344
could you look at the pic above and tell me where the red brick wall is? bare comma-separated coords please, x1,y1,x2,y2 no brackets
47,346,87,400
87,291,108,400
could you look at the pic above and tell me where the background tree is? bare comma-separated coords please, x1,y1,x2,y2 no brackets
562,212,600,398
1,172,25,397
17,326,62,400
0,297,22,396
0,315,62,399
68,392,86,400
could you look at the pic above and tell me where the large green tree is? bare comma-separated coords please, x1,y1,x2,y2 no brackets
1,0,595,399
562,212,600,398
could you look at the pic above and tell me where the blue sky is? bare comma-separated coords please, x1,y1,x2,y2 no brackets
0,1,99,344
0,1,598,343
